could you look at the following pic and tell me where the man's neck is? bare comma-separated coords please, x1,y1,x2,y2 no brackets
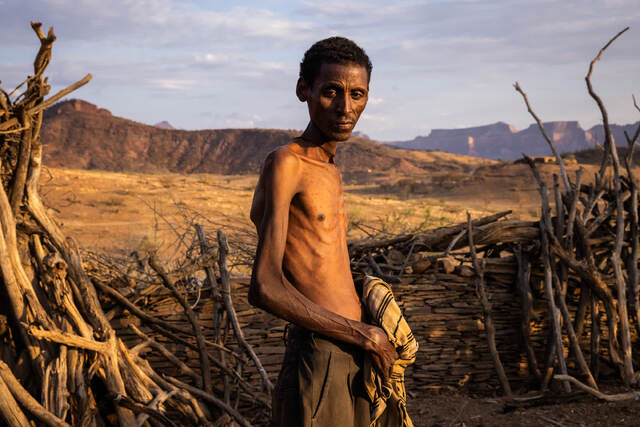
300,122,340,163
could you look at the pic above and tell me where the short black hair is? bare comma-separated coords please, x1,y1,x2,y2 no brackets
299,37,372,87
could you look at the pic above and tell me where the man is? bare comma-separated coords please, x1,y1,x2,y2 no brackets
249,37,398,426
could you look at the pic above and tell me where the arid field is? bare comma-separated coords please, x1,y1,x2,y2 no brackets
40,158,623,259
40,167,507,258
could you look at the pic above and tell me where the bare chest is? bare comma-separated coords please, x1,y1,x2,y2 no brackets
291,165,347,234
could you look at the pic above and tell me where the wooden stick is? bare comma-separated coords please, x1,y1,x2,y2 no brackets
0,375,31,427
585,26,629,178
149,255,213,394
524,160,571,392
553,221,623,366
0,361,68,427
28,74,92,115
565,168,583,246
97,278,239,355
113,394,178,427
540,220,571,393
514,84,570,192
95,280,194,336
623,131,640,337
551,273,597,389
515,246,541,381
9,112,32,215
554,374,640,401
27,327,108,353
612,253,634,384
166,377,253,427
217,231,274,392
590,296,601,380
129,324,199,383
467,212,512,396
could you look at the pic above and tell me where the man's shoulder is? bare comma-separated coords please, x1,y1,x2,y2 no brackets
263,144,302,175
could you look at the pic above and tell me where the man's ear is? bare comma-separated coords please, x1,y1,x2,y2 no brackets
296,77,310,102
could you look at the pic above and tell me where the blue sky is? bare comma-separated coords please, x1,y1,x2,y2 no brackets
1,0,639,141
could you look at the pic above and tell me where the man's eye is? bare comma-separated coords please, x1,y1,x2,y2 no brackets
324,89,337,97
351,91,364,100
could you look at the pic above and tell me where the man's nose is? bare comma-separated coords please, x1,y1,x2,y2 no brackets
336,93,352,114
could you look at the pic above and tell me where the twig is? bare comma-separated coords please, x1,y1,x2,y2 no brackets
129,324,199,383
554,374,640,401
514,84,570,192
467,212,512,396
525,158,571,392
113,394,178,427
29,74,92,115
27,327,108,353
149,255,213,394
585,27,629,178
0,361,69,427
166,377,253,427
515,246,541,381
217,230,274,392
445,228,466,256
537,415,567,427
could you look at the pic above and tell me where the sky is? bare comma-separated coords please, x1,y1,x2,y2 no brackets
1,0,639,141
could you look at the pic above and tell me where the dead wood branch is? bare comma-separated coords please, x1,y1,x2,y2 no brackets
514,83,570,191
554,375,640,401
467,212,512,395
217,230,274,393
149,255,213,394
0,360,68,427
586,27,629,177
166,377,253,427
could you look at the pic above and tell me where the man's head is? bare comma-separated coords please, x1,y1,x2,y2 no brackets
299,36,372,88
297,37,372,142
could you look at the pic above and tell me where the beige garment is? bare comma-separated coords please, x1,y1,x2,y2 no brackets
362,276,418,427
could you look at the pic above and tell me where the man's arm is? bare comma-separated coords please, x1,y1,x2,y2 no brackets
249,148,396,377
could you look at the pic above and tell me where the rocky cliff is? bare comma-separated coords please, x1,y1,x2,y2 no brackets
388,120,639,159
41,99,481,178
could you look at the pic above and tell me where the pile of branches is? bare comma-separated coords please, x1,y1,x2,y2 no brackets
350,28,640,400
0,22,267,426
510,27,640,397
87,226,273,425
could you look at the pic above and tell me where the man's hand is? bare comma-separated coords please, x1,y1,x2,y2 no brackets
365,326,398,380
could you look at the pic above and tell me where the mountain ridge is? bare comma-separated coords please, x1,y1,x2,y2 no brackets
387,119,639,159
41,99,487,180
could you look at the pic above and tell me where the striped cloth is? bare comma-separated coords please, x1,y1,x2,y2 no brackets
362,276,418,427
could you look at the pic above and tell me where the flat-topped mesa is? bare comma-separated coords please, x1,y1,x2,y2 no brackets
589,121,640,146
389,120,601,159
517,121,589,154
429,121,516,139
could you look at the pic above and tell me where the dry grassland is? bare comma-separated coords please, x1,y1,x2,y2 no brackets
40,167,505,258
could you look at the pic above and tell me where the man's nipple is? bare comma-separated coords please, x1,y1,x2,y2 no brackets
317,214,325,221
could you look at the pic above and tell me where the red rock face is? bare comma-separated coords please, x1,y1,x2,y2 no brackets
41,99,469,179
51,99,111,116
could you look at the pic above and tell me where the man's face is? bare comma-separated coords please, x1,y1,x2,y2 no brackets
299,62,369,141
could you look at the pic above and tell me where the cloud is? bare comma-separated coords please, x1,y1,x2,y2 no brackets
1,0,316,47
148,79,196,91
2,0,639,141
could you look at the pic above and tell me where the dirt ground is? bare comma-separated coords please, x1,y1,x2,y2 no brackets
407,389,640,427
